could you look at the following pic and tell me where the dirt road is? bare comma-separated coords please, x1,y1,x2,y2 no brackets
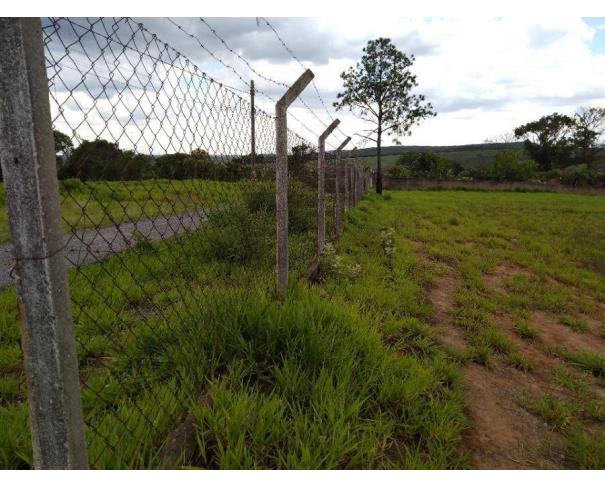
0,210,207,289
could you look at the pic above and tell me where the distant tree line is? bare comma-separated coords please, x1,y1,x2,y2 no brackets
513,107,605,171
45,132,271,182
0,134,321,184
388,107,605,186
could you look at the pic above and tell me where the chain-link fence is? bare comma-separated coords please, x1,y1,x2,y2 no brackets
0,17,372,469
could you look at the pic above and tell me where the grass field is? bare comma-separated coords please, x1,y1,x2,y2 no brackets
0,179,240,244
1,188,604,469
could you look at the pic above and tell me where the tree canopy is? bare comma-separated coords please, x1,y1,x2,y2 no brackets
333,37,435,192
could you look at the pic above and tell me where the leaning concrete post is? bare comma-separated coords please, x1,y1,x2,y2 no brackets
317,119,340,254
0,18,88,469
334,137,351,236
275,69,314,293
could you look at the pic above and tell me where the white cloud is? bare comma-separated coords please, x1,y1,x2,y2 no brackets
48,17,605,150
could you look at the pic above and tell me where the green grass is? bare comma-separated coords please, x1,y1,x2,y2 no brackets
0,178,240,244
514,320,540,341
2,187,604,469
370,189,605,468
0,185,467,469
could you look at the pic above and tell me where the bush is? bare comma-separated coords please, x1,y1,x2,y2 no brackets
558,164,595,186
491,151,537,181
387,165,411,179
205,204,273,264
396,151,461,179
243,179,316,234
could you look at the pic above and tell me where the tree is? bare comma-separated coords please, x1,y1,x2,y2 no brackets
483,131,517,144
514,113,575,170
333,38,435,193
289,143,317,164
54,129,73,156
572,106,605,167
491,150,537,182
397,150,462,179
61,139,151,181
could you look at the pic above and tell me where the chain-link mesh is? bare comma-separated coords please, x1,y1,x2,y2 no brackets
0,17,372,469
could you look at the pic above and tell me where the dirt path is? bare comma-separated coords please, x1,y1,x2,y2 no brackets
426,273,467,352
0,210,208,289
419,253,569,468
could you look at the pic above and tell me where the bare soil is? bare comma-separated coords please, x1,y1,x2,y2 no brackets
419,255,572,468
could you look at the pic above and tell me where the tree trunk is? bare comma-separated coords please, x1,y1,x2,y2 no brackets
376,125,383,194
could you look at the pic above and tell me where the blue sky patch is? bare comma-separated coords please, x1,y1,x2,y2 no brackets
583,17,605,54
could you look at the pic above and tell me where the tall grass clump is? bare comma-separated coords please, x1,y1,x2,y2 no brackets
186,287,467,469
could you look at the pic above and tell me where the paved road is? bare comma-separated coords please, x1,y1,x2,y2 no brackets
0,210,208,289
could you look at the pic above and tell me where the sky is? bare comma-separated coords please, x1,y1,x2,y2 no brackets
45,17,605,151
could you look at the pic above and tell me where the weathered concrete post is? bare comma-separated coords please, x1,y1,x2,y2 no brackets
334,137,351,236
317,119,340,255
0,18,88,469
275,69,314,293
344,162,350,212
250,80,257,182
351,166,357,206
347,165,354,208
347,147,357,208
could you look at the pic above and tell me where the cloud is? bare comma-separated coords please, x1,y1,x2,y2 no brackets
43,16,605,148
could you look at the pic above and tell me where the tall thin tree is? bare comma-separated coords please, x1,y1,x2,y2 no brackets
333,38,435,193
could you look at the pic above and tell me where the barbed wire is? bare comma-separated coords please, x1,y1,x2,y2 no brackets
165,17,328,145
259,17,350,143
195,18,340,141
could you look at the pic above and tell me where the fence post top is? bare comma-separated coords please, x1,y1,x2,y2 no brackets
336,136,351,152
319,118,340,142
276,69,314,110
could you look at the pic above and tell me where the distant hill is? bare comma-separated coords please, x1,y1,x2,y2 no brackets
350,142,527,170
351,142,605,170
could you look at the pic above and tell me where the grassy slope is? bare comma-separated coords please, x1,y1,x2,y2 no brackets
0,179,239,244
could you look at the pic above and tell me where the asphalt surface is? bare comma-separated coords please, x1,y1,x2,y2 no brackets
0,210,207,289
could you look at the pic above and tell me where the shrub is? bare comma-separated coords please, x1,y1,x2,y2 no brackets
558,164,595,186
243,179,316,234
491,151,537,181
205,204,273,264
387,165,411,179
396,151,461,179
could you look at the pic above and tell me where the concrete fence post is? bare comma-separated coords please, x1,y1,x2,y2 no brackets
344,161,350,212
334,137,351,236
317,120,340,254
250,80,257,182
353,166,359,206
0,18,88,469
275,69,314,293
348,164,354,208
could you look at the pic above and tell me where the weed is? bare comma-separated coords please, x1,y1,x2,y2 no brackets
513,320,540,341
560,315,589,333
